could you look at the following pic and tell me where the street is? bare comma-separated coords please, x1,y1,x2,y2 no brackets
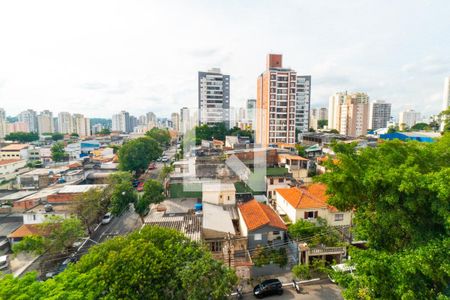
242,282,343,300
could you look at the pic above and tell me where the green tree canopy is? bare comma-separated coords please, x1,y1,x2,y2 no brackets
0,226,237,299
118,137,162,173
410,122,431,131
51,142,68,162
134,180,165,223
288,218,342,247
439,107,450,132
317,134,450,298
145,127,171,147
74,188,109,234
318,119,328,129
99,128,111,135
51,132,64,141
13,216,85,255
5,131,39,143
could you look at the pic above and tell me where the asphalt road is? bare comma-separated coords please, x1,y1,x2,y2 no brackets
242,282,343,300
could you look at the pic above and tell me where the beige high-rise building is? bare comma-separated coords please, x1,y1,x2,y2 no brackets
328,92,369,137
37,110,54,134
0,109,6,139
398,109,421,130
256,54,297,146
72,114,91,137
171,112,180,132
58,112,73,134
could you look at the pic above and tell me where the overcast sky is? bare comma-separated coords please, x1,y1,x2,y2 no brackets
0,0,449,119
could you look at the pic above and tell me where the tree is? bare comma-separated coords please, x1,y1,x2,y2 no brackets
134,180,165,224
411,122,430,131
118,137,162,173
51,132,64,141
318,119,328,129
70,133,79,138
99,128,111,135
13,216,85,255
295,144,307,157
288,218,342,247
51,142,68,162
5,131,39,143
438,107,450,132
387,126,397,133
328,129,339,134
228,126,254,142
110,181,137,216
74,188,108,234
145,127,171,147
316,134,450,298
0,226,237,299
159,164,174,181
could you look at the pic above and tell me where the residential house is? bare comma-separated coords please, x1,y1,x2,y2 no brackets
0,144,30,161
202,182,236,205
0,159,27,182
238,199,287,249
275,183,352,226
277,153,308,180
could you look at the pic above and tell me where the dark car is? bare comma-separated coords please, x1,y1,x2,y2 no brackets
253,279,283,298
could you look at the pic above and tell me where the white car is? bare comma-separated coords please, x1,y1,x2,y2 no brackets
102,212,113,224
0,255,9,270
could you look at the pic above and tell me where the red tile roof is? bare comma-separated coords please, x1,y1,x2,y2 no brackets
238,199,287,231
7,224,47,238
0,159,22,166
276,183,339,212
1,144,29,151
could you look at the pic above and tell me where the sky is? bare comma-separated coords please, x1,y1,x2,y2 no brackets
0,0,449,119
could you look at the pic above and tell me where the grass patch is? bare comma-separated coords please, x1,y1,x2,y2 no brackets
266,167,290,176
169,183,202,198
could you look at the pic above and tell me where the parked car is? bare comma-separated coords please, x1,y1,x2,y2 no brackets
45,257,75,279
136,182,144,192
0,255,9,270
132,179,139,187
148,163,156,170
253,279,283,298
102,212,113,224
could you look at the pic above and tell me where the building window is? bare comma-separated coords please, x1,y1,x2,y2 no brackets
334,214,344,221
254,233,262,241
304,211,318,219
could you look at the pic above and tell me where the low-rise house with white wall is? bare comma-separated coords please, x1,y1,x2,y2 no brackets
202,182,236,205
275,183,352,226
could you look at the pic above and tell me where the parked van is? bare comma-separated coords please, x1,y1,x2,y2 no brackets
0,255,9,270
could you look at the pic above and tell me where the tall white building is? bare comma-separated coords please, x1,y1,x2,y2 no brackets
399,109,421,130
198,68,230,128
146,112,156,128
296,75,311,133
328,92,369,137
180,107,191,134
171,112,180,132
112,111,131,133
18,109,38,133
37,110,54,134
58,112,73,134
369,100,392,130
443,77,450,110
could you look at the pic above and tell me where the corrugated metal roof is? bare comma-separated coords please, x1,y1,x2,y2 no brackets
203,203,235,235
144,211,202,241
58,184,108,194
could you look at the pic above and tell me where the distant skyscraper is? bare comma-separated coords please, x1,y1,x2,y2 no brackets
369,100,391,130
246,99,256,124
0,108,6,139
296,75,311,133
91,123,103,135
112,111,131,133
18,109,38,133
138,115,147,126
256,54,297,146
399,109,421,130
198,68,230,128
328,92,369,137
318,108,328,121
180,107,191,134
58,112,73,134
37,110,54,134
146,112,156,128
130,116,138,132
444,77,450,110
72,114,91,136
171,112,180,132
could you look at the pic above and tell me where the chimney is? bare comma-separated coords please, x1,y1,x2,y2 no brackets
267,54,283,69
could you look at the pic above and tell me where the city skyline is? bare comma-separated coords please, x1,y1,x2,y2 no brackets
0,1,449,118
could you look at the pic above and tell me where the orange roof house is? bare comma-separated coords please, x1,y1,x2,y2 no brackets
275,183,352,226
238,199,287,248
